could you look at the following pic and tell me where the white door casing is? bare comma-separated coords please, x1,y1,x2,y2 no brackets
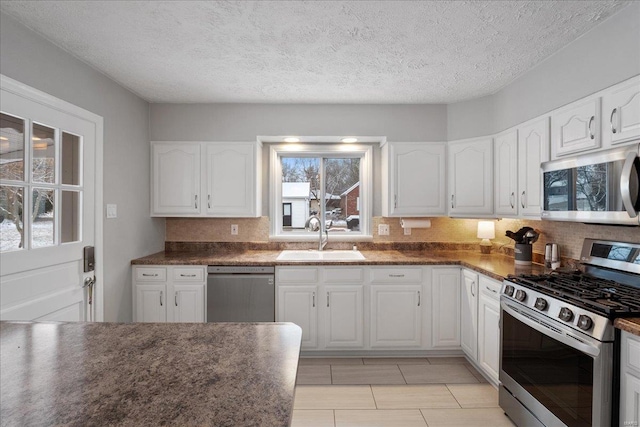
0,75,103,322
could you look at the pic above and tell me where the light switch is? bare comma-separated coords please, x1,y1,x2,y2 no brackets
378,224,389,236
106,204,117,219
404,227,411,235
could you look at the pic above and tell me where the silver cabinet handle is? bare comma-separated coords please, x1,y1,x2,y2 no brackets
142,273,158,277
521,191,525,209
620,151,639,218
195,194,198,209
180,274,196,277
208,194,211,209
160,291,163,306
175,292,178,306
312,292,315,308
510,192,515,209
327,292,330,307
471,281,475,297
418,291,421,307
588,115,595,140
451,194,454,208
486,285,498,294
610,108,618,134
394,194,397,208
389,274,405,278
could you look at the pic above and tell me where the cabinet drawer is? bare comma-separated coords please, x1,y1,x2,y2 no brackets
324,268,364,283
479,276,501,300
370,267,423,283
135,267,167,282
173,267,205,282
626,332,640,373
277,267,318,283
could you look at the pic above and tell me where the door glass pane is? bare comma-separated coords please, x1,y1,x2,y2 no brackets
32,123,55,184
576,163,607,211
32,188,55,248
0,186,24,252
325,158,360,232
61,190,80,243
0,113,25,182
61,132,81,185
281,157,319,231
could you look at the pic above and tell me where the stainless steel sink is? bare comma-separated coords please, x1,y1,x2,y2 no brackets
276,250,365,261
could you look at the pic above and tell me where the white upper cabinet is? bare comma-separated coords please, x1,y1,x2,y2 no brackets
494,129,519,216
381,142,446,216
152,142,201,215
205,142,261,217
551,97,601,159
448,137,494,216
602,75,640,147
517,117,550,217
151,141,261,217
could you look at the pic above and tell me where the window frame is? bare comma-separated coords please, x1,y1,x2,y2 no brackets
269,143,373,241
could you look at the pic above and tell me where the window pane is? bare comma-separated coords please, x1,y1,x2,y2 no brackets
32,188,55,248
32,123,55,184
325,158,360,232
0,186,24,252
281,157,319,231
61,190,80,243
0,113,25,182
61,132,81,185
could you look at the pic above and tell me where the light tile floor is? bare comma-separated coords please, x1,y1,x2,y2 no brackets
292,357,516,427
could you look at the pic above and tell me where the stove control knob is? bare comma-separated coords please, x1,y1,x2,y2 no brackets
559,307,574,322
534,298,548,311
504,285,514,297
514,289,527,302
577,315,593,331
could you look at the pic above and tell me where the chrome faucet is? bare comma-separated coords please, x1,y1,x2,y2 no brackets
305,215,329,251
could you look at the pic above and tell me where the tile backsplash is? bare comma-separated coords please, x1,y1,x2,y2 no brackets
165,216,639,261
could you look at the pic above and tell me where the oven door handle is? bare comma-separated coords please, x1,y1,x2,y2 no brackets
501,301,601,358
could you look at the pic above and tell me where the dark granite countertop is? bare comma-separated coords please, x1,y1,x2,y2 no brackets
0,321,302,426
132,249,547,281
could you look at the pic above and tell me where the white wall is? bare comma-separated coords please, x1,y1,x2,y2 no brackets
0,12,165,322
448,1,640,139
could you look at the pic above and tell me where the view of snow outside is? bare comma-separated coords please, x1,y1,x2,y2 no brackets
0,213,54,252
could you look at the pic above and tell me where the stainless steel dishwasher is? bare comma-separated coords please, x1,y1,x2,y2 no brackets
207,266,275,322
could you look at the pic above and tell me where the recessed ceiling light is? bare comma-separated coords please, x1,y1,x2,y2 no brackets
283,137,300,143
341,137,358,143
32,137,42,141
33,142,48,150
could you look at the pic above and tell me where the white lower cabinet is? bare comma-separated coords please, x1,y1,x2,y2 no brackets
460,269,478,361
325,285,364,348
133,266,206,323
277,285,318,349
477,276,501,384
621,331,640,426
431,267,461,348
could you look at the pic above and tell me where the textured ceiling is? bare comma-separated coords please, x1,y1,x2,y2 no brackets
0,1,631,104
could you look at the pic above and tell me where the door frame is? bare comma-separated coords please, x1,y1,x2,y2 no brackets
1,74,104,321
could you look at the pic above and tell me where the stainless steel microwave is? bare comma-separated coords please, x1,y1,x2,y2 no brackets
541,143,640,225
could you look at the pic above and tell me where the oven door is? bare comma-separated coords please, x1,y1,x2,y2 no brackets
499,300,613,427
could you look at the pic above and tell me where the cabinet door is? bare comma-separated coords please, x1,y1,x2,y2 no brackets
603,76,640,147
551,98,601,158
518,117,550,217
494,130,518,216
135,284,167,322
478,289,500,384
324,285,364,348
152,142,200,215
205,142,259,217
449,138,494,216
277,286,318,349
384,142,446,216
431,268,461,348
370,285,422,348
460,270,478,361
171,284,205,323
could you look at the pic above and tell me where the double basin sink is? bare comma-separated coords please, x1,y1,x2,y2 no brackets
276,250,365,261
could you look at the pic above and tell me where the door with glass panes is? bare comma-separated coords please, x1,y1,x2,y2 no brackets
0,79,99,321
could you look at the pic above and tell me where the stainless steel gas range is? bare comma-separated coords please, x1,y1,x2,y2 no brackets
499,238,640,427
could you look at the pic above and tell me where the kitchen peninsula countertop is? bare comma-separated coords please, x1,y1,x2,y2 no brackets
132,249,547,281
0,321,302,426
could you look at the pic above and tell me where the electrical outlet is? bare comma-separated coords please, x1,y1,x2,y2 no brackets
404,227,411,235
378,224,389,236
231,224,239,235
